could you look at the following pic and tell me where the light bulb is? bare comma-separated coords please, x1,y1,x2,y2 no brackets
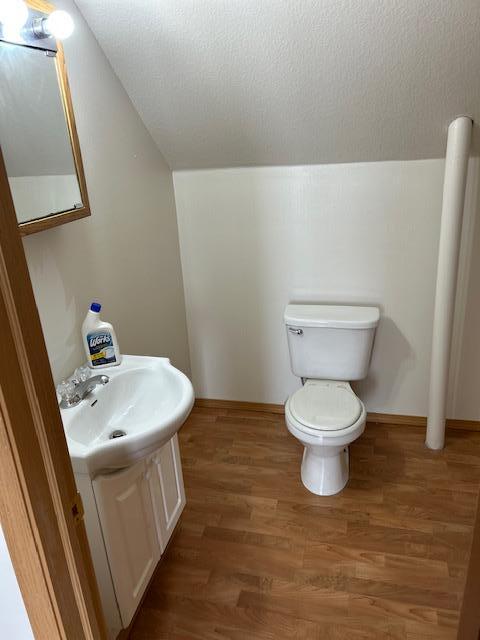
0,0,28,38
44,10,74,39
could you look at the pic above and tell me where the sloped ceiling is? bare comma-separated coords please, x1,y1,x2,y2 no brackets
76,0,480,170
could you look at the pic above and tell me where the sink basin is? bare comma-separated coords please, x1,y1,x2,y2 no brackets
61,355,194,476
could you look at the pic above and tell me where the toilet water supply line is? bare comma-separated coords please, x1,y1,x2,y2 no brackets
426,116,473,450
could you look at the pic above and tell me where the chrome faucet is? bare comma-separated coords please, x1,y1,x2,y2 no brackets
59,374,109,408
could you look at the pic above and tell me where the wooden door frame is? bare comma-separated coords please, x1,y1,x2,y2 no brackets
458,492,480,639
0,148,106,639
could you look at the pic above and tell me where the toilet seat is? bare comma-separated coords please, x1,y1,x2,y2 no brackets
289,380,362,431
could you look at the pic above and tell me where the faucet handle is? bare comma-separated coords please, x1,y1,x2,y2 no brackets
56,379,77,406
73,365,91,385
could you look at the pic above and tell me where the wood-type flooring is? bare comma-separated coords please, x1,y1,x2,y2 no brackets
130,406,480,639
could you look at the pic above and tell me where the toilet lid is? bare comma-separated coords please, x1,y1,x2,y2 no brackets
289,380,362,431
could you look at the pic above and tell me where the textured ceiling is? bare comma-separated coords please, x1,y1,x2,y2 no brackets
76,0,480,170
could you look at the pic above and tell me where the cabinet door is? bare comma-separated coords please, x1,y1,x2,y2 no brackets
148,434,186,552
93,460,160,628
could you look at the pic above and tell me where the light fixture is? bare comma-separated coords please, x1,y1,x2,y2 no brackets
44,10,74,39
0,0,28,39
32,9,74,40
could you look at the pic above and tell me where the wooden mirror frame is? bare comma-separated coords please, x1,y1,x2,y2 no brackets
3,0,91,236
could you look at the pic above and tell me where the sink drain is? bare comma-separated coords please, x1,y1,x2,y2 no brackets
109,430,126,439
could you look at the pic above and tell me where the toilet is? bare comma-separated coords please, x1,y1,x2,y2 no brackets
284,304,379,496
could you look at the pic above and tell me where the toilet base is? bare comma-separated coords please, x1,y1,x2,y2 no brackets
301,445,349,496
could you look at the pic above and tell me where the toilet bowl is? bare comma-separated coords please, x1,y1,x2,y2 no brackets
285,380,366,495
283,304,379,496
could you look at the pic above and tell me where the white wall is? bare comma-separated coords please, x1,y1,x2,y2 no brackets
22,0,190,384
174,159,480,419
0,526,34,640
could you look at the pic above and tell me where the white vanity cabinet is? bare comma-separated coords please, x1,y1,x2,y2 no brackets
77,434,185,638
147,436,186,552
93,458,160,628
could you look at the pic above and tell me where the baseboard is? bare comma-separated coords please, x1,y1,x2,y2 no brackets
445,419,480,431
364,412,480,431
367,412,426,427
194,399,480,431
195,398,285,414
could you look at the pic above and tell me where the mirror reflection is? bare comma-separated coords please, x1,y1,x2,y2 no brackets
0,40,82,224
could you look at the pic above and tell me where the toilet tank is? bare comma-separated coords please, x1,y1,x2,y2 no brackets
284,304,380,381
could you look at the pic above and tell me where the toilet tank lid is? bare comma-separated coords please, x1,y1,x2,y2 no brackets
284,304,380,329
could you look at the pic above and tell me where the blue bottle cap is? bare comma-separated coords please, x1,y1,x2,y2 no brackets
90,302,101,313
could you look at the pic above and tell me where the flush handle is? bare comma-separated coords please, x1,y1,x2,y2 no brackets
288,327,303,335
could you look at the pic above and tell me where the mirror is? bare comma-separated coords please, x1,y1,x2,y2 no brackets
0,2,90,235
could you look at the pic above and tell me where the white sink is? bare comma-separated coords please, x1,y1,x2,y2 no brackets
61,355,194,476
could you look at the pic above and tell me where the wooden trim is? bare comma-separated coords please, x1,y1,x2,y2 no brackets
12,0,91,236
457,493,480,639
367,412,426,427
0,139,105,637
0,408,63,639
194,399,480,432
27,0,55,10
195,398,285,414
19,207,90,236
368,412,480,432
446,419,480,432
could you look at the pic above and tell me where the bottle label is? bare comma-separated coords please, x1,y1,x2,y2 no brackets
87,331,116,366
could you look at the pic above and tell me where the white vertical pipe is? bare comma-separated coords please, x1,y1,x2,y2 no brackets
426,116,472,450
